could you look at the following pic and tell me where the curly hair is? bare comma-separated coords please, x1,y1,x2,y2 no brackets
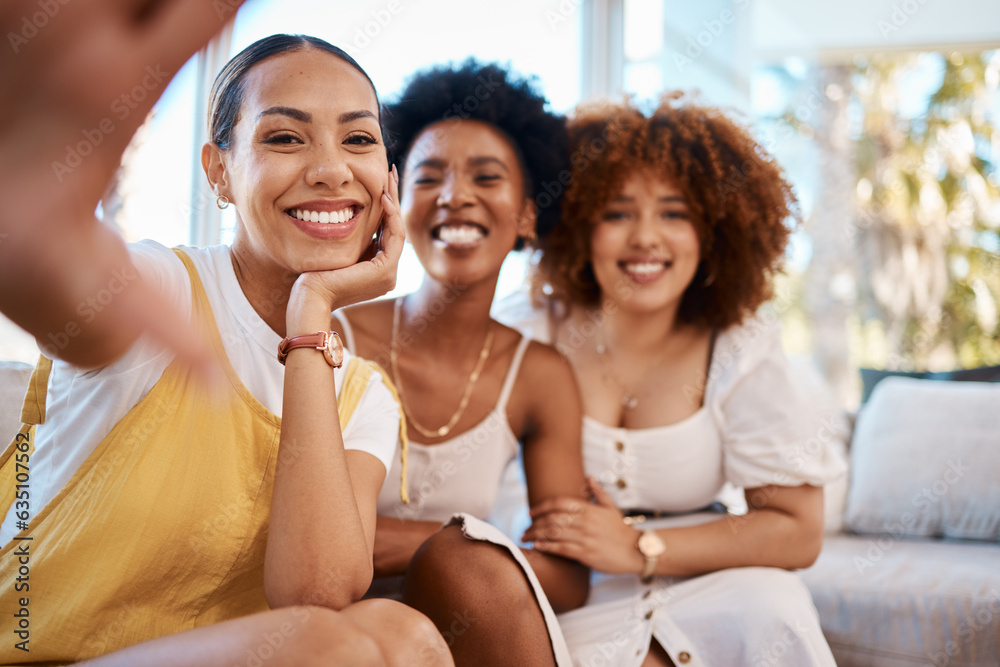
382,60,568,247
536,93,798,329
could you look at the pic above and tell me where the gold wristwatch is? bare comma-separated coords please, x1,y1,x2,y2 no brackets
637,530,666,583
277,331,344,367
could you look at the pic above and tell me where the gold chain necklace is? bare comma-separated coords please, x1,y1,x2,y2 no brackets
596,341,640,410
595,326,669,410
390,297,495,439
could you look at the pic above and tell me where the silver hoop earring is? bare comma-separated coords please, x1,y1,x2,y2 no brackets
216,195,230,210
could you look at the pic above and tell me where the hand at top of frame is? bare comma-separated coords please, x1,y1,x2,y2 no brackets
0,0,244,368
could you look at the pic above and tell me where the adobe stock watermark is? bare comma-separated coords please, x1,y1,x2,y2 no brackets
725,467,801,534
751,617,813,667
846,163,920,246
188,499,244,556
343,1,403,56
551,280,639,358
715,87,823,203
882,307,952,370
238,606,313,667
80,601,142,658
544,0,583,30
50,65,170,183
853,459,970,573
877,0,932,39
212,0,241,20
439,610,477,647
682,283,795,406
440,73,503,122
578,629,630,667
7,0,71,54
673,0,752,72
393,411,507,519
576,582,679,666
532,117,623,216
927,588,1000,666
38,265,139,358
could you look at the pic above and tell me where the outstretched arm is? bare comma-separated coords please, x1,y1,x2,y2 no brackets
0,0,243,368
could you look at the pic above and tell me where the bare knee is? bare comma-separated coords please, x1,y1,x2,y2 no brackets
403,523,538,652
405,524,530,600
356,599,452,667
277,606,384,667
404,526,553,665
408,524,469,569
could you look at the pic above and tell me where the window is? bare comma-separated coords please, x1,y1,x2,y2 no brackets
617,0,1000,405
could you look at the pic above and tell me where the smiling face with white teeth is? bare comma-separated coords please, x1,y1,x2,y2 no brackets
203,48,387,278
590,169,702,315
401,119,536,287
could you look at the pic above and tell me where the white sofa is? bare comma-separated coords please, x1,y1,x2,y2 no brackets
0,360,32,443
800,377,1000,666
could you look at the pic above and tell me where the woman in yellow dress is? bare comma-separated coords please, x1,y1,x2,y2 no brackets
0,34,450,667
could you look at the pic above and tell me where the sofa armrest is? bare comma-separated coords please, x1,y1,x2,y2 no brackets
0,360,34,444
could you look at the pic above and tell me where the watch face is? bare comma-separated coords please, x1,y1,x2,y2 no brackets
324,332,345,368
638,531,666,557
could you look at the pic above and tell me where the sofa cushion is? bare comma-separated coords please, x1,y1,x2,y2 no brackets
859,365,1000,404
802,534,1000,666
0,360,33,445
845,377,1000,541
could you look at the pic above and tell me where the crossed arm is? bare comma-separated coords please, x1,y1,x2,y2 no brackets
523,479,825,578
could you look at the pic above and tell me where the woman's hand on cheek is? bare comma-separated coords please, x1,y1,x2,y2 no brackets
288,165,403,324
522,477,645,575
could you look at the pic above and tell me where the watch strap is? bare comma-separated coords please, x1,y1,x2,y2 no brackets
277,331,343,367
640,552,658,582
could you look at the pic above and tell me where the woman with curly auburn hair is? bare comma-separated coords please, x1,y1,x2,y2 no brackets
333,60,589,666
496,93,845,666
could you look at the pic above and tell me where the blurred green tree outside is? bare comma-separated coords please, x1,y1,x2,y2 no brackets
851,50,1000,371
760,49,999,405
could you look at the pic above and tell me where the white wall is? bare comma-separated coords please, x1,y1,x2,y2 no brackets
752,0,1000,62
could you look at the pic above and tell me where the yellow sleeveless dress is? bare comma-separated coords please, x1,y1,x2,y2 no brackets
0,249,395,666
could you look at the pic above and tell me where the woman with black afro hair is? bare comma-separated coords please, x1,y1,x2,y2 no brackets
333,61,588,665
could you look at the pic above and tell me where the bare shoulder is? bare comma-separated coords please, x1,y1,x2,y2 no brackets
335,299,396,358
506,327,579,395
499,323,582,441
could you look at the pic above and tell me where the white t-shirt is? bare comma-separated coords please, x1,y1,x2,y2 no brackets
0,241,400,544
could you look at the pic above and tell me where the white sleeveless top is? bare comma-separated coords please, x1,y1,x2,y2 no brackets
337,312,530,522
